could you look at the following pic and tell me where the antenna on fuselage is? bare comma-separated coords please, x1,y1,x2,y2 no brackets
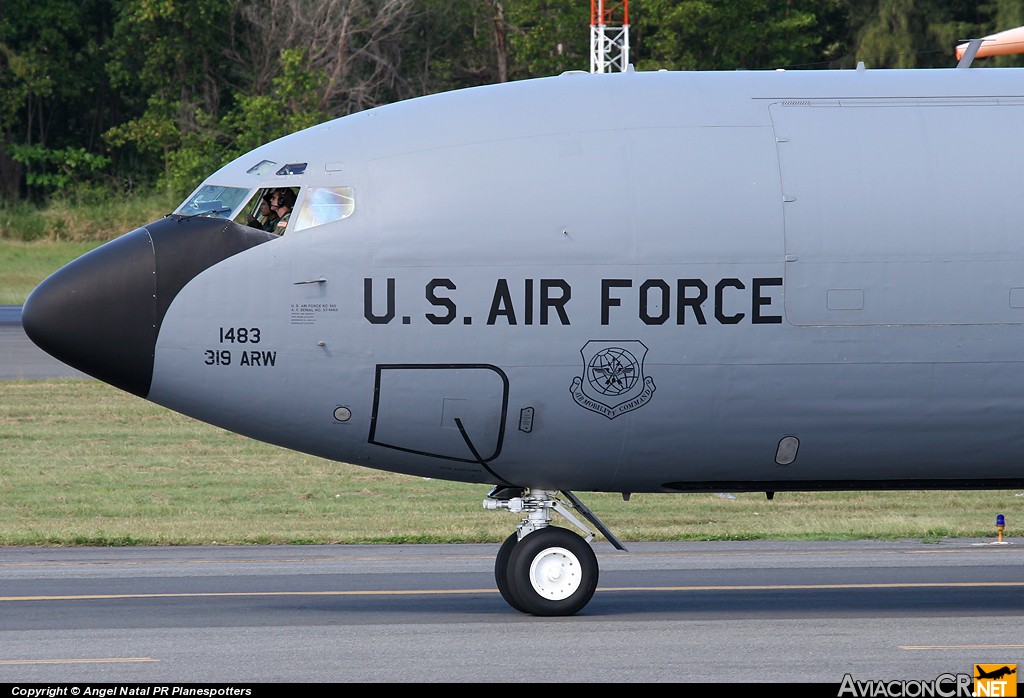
956,38,985,68
590,0,630,73
956,25,1024,67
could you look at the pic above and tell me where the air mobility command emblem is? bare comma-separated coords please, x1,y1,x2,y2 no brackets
570,340,656,419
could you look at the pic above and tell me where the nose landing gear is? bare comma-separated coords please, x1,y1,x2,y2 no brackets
484,488,626,616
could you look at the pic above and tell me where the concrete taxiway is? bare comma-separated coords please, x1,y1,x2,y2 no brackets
0,305,88,380
0,540,1022,683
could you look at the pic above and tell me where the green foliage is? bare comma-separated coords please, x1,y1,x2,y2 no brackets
507,0,591,77
851,0,1023,68
635,0,849,70
9,144,111,197
0,201,52,242
0,238,104,301
223,48,329,158
0,190,176,249
399,0,509,90
982,0,1024,67
3,0,1024,202
100,0,235,197
856,0,943,67
102,46,331,199
162,108,227,199
106,0,231,96
0,0,110,133
103,96,181,158
0,0,119,199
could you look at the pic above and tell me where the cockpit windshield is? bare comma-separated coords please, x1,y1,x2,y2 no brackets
176,182,356,236
292,186,355,232
177,185,251,219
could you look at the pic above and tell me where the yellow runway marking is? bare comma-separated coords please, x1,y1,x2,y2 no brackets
0,589,498,601
900,645,1024,651
602,581,1024,591
2,580,1023,602
0,555,494,569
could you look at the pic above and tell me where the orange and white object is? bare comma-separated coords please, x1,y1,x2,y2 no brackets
957,25,1024,60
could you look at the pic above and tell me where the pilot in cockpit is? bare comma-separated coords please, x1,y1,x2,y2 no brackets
270,188,296,235
245,192,280,233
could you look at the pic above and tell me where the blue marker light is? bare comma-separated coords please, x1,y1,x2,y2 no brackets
997,514,1005,527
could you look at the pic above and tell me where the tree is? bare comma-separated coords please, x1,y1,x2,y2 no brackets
506,0,591,78
102,0,233,193
978,0,1024,67
633,0,849,71
226,0,421,115
0,0,117,198
13,0,1024,205
396,0,523,91
851,0,1012,69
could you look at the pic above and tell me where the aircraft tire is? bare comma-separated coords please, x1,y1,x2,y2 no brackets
495,532,526,612
506,526,598,616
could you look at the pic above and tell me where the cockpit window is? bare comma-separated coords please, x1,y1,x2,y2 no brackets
177,185,251,218
246,160,278,176
292,186,355,232
276,163,307,176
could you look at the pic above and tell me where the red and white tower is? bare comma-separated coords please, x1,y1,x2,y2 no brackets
590,0,630,73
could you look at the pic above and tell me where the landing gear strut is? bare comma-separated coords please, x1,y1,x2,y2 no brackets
484,488,626,616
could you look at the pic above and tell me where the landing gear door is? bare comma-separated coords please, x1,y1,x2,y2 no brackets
369,364,509,463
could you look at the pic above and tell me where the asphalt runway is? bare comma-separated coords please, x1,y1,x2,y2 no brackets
0,305,89,380
1,540,1022,683
3,306,1023,683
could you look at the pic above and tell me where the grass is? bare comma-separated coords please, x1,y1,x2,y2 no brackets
0,192,178,243
0,192,176,304
0,239,106,304
0,379,1019,546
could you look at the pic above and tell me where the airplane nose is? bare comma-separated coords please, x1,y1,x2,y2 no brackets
22,226,159,396
22,215,277,397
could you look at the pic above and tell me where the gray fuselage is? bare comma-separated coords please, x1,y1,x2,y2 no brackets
26,67,1024,494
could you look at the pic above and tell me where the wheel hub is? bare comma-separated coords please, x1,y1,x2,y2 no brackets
528,546,581,600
